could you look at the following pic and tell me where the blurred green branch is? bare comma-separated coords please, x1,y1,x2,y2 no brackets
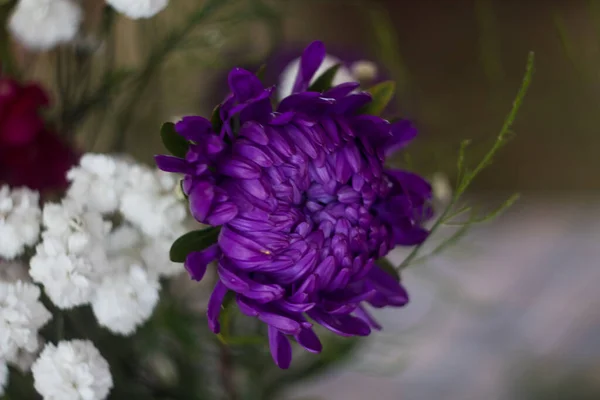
397,51,535,271
112,0,233,151
364,2,411,113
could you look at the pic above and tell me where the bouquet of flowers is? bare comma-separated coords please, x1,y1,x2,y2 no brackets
0,1,533,399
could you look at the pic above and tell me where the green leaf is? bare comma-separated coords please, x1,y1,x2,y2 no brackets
169,227,220,263
160,122,189,158
376,258,400,281
211,104,223,133
308,64,341,92
255,63,267,83
359,81,396,116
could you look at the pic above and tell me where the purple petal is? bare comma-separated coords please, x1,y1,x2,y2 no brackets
328,268,351,291
367,266,410,304
240,121,269,145
315,256,336,290
259,311,302,335
240,96,273,125
175,116,212,141
324,82,360,99
279,300,316,313
268,326,292,369
269,111,295,125
332,92,372,115
236,295,259,317
218,156,261,179
392,224,430,246
206,202,238,226
289,274,317,303
285,125,318,159
154,155,189,173
185,245,219,281
295,328,322,354
342,144,363,173
386,119,418,155
228,68,264,102
292,41,326,94
337,186,361,204
275,249,318,284
239,178,270,200
217,262,250,293
207,281,228,333
205,134,225,155
334,152,353,184
234,141,273,167
189,181,215,222
218,260,284,302
308,311,371,337
354,305,382,330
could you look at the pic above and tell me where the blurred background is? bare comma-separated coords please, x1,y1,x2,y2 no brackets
10,0,600,398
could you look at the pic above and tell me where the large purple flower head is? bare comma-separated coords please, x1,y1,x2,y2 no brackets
156,41,432,369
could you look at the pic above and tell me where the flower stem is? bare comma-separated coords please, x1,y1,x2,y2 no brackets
219,341,238,400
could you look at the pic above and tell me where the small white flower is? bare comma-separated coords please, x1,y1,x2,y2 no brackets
31,200,112,309
431,172,452,204
106,0,169,19
0,360,7,396
140,238,183,278
9,336,43,373
350,60,379,82
32,340,113,400
66,154,129,214
8,0,82,51
29,236,109,309
120,166,186,238
0,281,52,361
106,225,182,278
91,262,159,336
278,54,356,100
0,185,41,260
105,224,142,255
42,200,111,246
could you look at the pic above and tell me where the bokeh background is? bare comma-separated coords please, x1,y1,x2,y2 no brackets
21,0,600,398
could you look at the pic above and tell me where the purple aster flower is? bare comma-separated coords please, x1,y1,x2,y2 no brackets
156,41,432,369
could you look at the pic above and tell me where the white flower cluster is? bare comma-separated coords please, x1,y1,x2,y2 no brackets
8,0,168,50
0,186,41,260
31,154,187,335
8,0,83,51
0,279,52,395
32,340,112,400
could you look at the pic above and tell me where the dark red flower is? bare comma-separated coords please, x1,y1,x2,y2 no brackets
0,77,77,191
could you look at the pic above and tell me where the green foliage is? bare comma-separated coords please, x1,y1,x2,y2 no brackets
160,122,189,158
364,2,410,109
255,64,267,83
211,104,224,133
169,227,221,263
308,64,341,92
359,81,396,116
397,51,535,271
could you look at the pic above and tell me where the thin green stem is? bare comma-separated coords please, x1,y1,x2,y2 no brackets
397,52,534,271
